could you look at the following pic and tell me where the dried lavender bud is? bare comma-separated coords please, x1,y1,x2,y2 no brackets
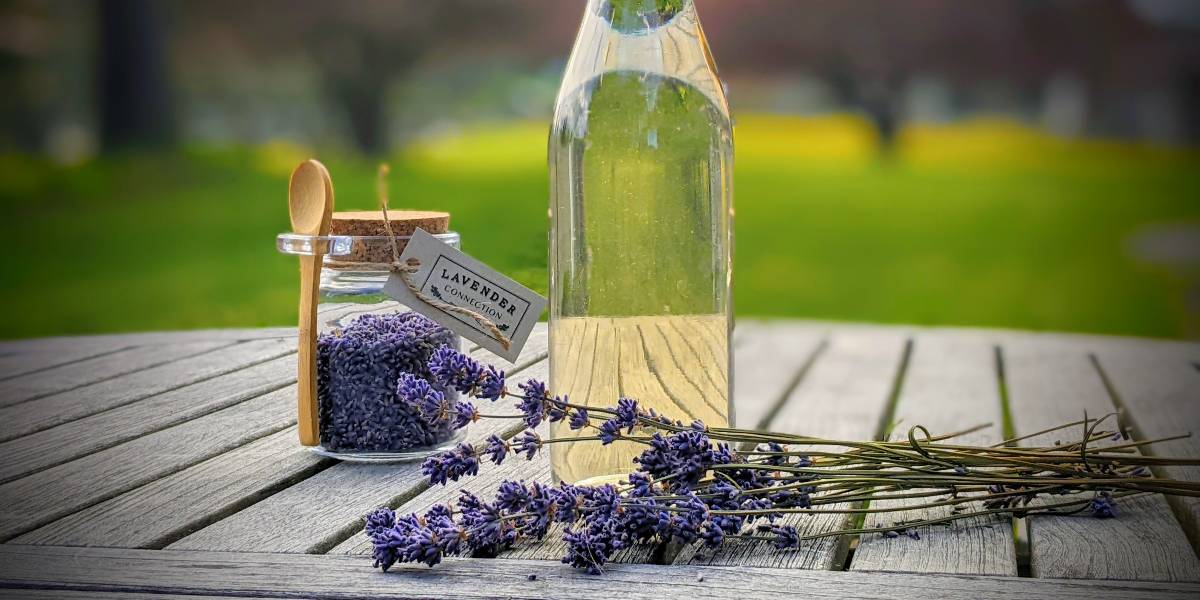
546,396,569,423
614,397,639,428
484,434,510,465
1090,491,1117,518
633,430,717,492
422,443,479,485
513,430,543,459
759,523,800,550
568,407,589,430
316,312,458,453
756,442,787,466
517,379,550,428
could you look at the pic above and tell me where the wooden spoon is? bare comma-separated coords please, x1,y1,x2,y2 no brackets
288,159,334,446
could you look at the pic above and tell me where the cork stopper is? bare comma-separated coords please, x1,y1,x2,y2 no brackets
327,210,451,266
329,210,450,237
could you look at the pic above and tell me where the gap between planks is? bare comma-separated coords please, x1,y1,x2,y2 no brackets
1001,338,1200,582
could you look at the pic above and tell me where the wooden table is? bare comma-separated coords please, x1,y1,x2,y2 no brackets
1,317,1198,599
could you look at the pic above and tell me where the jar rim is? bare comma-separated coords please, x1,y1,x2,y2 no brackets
277,232,461,257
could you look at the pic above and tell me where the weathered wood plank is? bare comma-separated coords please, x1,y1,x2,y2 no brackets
0,345,129,380
2,545,1198,600
0,341,232,408
0,354,296,484
1092,347,1200,553
728,321,825,429
851,334,1017,576
1004,339,1200,581
11,426,330,548
0,338,295,442
0,386,295,541
167,330,548,554
0,591,279,600
0,327,295,354
675,328,909,569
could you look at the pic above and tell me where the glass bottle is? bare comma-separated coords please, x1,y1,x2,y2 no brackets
548,0,734,485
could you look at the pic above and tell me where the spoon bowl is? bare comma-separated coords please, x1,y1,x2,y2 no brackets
288,160,333,235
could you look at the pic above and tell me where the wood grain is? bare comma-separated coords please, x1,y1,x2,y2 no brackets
675,328,909,569
1003,338,1200,581
0,338,295,442
1092,346,1200,553
0,386,296,541
2,545,1197,600
0,344,129,380
0,341,231,408
851,333,1018,576
0,591,277,600
11,426,330,549
167,333,548,554
0,327,295,355
0,354,296,484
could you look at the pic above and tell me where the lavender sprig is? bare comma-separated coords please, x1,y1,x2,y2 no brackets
364,346,1200,576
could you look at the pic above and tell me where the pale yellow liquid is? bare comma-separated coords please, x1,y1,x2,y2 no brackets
549,314,730,484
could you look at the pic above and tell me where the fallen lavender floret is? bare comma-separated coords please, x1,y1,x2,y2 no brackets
360,346,1200,575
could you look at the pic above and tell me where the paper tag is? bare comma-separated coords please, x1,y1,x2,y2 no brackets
382,229,546,363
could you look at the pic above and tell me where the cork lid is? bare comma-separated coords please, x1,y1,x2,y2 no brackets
325,210,453,267
329,210,450,236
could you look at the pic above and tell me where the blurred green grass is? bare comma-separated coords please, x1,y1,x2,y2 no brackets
1,113,1197,340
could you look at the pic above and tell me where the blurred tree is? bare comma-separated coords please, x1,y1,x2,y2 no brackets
180,0,535,155
98,0,174,150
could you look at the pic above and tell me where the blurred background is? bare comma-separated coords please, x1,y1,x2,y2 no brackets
1,0,1198,340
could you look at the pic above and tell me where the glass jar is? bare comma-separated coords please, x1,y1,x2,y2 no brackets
277,232,466,462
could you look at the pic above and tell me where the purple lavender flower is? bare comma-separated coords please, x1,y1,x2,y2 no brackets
517,379,549,428
520,481,556,540
614,397,639,428
546,396,569,423
496,480,532,512
429,346,484,393
550,483,587,523
478,365,506,400
563,525,618,575
759,523,800,550
633,430,717,492
512,430,543,459
626,472,655,497
399,373,451,426
569,407,589,430
454,401,479,429
484,434,510,465
428,347,508,401
422,443,480,485
597,418,623,445
364,507,396,538
665,493,709,544
1090,491,1117,519
756,442,787,467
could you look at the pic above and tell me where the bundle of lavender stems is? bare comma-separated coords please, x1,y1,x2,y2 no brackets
363,345,1200,575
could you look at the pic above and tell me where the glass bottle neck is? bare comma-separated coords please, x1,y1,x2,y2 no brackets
594,0,690,32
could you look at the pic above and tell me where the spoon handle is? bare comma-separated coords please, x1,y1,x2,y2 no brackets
297,253,322,446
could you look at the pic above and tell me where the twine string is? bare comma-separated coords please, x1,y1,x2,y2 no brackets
376,164,512,351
